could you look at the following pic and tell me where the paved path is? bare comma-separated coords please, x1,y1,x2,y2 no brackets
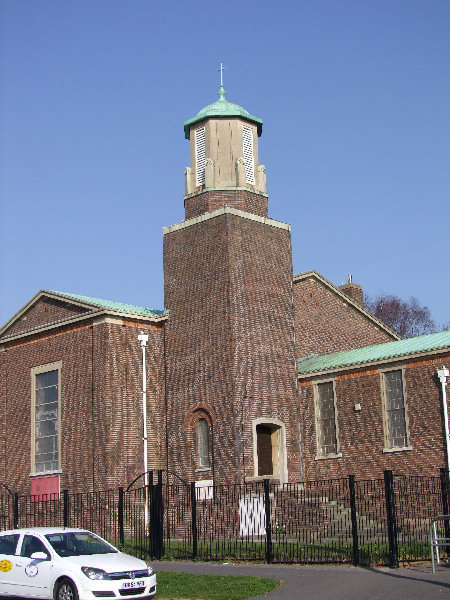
155,560,450,599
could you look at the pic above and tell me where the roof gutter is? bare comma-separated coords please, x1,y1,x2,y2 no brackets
298,347,450,380
0,309,168,345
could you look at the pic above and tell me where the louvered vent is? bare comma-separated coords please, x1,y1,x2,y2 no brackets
242,126,255,184
195,127,206,186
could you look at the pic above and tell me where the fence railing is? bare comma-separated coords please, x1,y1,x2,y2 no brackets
1,469,448,567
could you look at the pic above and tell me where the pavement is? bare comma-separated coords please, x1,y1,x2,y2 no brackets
154,560,450,599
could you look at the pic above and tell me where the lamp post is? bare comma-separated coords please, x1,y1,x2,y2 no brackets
437,366,450,476
138,331,149,527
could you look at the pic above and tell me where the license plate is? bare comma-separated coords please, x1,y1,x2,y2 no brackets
122,580,145,588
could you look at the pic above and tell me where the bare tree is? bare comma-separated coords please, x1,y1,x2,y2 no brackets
365,294,436,338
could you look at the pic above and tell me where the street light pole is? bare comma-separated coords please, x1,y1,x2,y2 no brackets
437,366,450,476
138,331,150,527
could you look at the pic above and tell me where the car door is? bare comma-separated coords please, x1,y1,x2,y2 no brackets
0,532,20,594
11,534,54,597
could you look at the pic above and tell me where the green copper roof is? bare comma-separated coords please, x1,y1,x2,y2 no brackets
184,86,263,139
50,291,168,318
297,330,450,376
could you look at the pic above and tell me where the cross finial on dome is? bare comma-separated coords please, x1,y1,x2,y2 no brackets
217,62,226,100
218,62,226,87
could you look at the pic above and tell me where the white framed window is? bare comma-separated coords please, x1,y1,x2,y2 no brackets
198,418,211,468
314,380,340,457
195,127,206,186
31,361,62,474
242,126,255,184
381,368,409,450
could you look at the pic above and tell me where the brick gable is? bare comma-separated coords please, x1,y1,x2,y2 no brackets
2,295,91,338
293,272,397,358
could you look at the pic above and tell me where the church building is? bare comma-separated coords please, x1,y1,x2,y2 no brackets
1,82,449,497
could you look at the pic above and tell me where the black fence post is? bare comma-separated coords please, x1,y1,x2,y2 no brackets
348,475,359,566
264,479,272,564
148,471,158,559
118,487,124,549
13,492,19,529
384,470,399,568
190,482,197,560
63,490,69,528
157,470,164,558
148,470,153,555
150,470,164,559
439,468,450,541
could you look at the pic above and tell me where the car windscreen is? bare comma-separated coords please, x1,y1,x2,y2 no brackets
45,532,118,556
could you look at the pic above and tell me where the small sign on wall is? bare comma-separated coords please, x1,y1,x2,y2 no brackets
195,479,213,501
30,475,60,501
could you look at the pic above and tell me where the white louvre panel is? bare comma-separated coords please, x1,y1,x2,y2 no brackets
242,126,255,184
195,127,206,186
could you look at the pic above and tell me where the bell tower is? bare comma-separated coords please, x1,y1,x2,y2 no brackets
163,71,300,485
183,68,268,219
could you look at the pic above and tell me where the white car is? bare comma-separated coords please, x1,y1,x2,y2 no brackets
0,527,157,600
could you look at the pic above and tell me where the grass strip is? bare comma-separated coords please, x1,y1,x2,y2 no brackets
154,570,281,600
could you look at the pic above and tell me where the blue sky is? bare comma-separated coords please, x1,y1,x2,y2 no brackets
1,0,449,330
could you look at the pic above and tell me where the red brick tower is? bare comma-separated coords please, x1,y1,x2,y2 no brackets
163,81,300,485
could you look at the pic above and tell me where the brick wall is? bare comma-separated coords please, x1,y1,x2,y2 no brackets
0,317,165,494
164,212,235,483
299,353,449,480
184,189,268,220
293,275,396,357
90,319,166,491
0,323,93,494
164,206,300,484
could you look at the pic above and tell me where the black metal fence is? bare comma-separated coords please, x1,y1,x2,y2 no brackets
1,469,448,567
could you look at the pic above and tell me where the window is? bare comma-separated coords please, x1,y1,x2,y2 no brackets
315,380,339,457
45,532,117,556
198,418,210,468
252,419,287,482
256,424,277,476
32,362,61,474
242,126,255,184
20,535,50,560
195,127,206,186
0,534,20,555
382,369,408,449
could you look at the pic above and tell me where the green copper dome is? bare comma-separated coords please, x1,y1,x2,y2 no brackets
184,86,263,139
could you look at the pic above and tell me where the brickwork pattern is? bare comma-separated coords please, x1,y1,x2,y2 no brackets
164,207,300,484
0,318,165,494
299,353,450,481
227,216,299,483
4,297,89,337
90,320,166,491
184,189,268,220
163,214,235,484
293,276,395,358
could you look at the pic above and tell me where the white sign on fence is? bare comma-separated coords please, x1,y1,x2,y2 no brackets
239,494,266,537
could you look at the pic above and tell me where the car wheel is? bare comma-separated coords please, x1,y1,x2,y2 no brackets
54,578,79,600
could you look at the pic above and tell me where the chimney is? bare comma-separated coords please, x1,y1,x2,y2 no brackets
338,275,364,308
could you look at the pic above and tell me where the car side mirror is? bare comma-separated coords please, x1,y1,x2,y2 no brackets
30,551,48,560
